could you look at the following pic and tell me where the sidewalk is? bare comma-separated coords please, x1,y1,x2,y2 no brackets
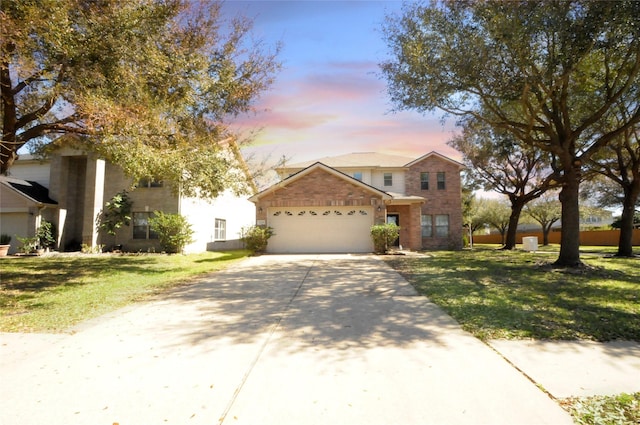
0,254,610,424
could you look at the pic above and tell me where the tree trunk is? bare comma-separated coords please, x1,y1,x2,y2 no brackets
504,201,525,249
556,167,582,266
617,185,639,257
542,224,551,246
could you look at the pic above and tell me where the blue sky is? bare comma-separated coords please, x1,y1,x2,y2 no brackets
224,1,461,164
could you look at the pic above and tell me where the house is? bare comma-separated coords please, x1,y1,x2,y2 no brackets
249,151,464,253
0,142,256,255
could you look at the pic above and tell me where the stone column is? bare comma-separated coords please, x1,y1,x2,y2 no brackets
82,157,106,248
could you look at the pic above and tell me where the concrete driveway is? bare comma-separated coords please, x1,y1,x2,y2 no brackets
0,254,572,425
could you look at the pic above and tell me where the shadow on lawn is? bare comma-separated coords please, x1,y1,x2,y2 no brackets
387,252,640,342
0,256,162,291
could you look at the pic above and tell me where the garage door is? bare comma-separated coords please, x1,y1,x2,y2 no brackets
267,206,374,253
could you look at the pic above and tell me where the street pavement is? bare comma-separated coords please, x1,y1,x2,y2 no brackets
1,254,635,424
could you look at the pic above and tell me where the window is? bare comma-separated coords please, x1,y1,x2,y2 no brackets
435,214,449,237
421,214,432,237
420,172,429,190
214,218,226,241
133,212,158,239
437,172,445,190
353,172,363,181
138,177,163,188
383,172,393,186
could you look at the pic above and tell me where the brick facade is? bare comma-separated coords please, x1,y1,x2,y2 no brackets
405,155,463,249
255,168,387,225
252,153,463,252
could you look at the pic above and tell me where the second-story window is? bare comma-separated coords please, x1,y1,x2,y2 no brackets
420,172,429,190
383,172,393,186
437,172,445,190
138,177,163,188
353,172,363,181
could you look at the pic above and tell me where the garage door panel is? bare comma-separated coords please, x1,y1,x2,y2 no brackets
267,207,373,253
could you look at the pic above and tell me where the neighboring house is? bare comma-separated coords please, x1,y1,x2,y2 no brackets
249,151,464,253
0,142,255,254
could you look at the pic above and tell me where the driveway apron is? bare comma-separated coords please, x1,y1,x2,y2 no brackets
0,254,571,425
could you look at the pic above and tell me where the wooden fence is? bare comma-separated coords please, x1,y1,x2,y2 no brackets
472,229,640,246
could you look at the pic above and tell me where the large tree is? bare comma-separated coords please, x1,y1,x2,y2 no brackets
1,0,280,198
381,0,640,266
450,115,556,249
588,109,640,257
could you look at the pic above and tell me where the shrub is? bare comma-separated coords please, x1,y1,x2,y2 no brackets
370,223,400,254
16,236,38,254
35,220,56,249
241,225,274,253
97,190,133,236
148,211,194,254
0,234,11,245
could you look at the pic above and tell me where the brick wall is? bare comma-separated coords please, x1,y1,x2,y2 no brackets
255,168,387,225
405,155,463,249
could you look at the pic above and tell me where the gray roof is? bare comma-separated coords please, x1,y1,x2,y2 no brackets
283,152,415,169
0,176,58,205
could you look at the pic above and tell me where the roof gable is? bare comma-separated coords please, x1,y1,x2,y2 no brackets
250,162,391,202
405,151,464,169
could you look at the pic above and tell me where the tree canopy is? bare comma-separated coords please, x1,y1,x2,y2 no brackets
1,0,280,198
381,0,640,266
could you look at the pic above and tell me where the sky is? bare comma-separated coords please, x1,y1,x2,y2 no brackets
223,0,462,166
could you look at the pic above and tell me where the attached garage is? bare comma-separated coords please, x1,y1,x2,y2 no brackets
250,163,390,254
267,206,374,253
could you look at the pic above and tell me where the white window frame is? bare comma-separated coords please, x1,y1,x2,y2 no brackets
214,218,226,241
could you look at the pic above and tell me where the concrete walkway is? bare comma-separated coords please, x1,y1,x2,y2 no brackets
0,254,611,424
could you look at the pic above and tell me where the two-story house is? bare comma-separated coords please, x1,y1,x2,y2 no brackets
1,141,255,254
249,151,464,253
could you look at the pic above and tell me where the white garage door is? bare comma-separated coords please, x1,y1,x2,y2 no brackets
267,206,374,253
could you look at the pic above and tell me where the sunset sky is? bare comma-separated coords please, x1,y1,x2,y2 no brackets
224,1,462,165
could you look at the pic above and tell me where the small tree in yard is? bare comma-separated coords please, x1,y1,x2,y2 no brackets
97,190,132,247
148,212,194,254
371,223,400,254
241,226,273,254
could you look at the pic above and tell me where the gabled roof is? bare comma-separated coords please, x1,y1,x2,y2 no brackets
0,176,58,205
405,151,465,169
249,162,392,202
281,152,415,170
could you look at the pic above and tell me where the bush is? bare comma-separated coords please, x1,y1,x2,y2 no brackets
370,223,400,254
241,226,274,253
36,220,56,249
148,211,194,254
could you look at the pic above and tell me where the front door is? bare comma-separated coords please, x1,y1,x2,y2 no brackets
386,214,400,247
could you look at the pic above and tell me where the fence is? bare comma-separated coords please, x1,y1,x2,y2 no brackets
472,229,640,246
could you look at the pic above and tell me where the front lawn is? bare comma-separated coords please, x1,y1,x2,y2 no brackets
0,250,250,333
386,247,639,341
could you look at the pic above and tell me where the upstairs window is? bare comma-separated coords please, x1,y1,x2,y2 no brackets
420,172,429,190
383,172,393,186
353,172,363,181
133,212,159,240
214,218,226,241
437,172,445,190
138,177,163,188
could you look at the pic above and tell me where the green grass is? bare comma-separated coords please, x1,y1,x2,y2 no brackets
560,392,640,425
386,247,640,341
0,250,250,333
